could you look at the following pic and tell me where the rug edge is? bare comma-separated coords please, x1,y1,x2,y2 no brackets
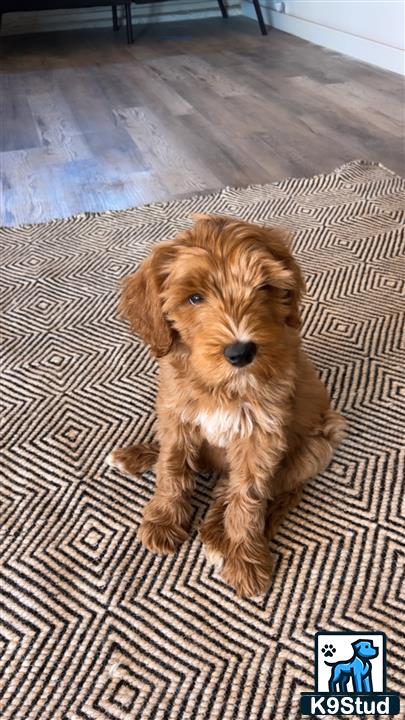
1,159,401,233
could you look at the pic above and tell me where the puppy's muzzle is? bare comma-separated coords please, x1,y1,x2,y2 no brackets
224,341,257,368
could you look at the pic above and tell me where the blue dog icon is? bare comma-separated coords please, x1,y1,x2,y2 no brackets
325,639,379,693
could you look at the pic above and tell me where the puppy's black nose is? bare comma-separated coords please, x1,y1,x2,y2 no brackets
224,341,257,367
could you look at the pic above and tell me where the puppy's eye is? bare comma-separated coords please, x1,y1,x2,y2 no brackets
257,283,271,292
188,294,204,305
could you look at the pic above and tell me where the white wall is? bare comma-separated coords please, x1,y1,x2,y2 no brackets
243,0,405,75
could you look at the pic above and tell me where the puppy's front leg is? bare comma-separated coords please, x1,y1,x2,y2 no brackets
138,423,196,556
221,439,281,597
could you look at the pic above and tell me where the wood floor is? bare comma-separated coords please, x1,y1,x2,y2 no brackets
1,16,404,226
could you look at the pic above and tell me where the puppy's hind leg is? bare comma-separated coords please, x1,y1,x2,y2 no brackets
107,442,159,476
266,409,347,539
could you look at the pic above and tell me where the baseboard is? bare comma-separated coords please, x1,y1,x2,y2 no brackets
1,2,241,36
242,1,405,76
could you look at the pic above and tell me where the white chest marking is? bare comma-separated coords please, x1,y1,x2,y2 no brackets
195,407,254,447
191,400,278,447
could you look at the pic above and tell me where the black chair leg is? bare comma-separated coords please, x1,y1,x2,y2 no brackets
217,0,228,18
112,4,119,31
252,0,268,35
125,2,133,44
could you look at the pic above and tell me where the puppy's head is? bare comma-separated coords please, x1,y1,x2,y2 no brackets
120,216,305,388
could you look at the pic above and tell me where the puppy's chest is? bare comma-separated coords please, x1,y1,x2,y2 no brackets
184,402,275,447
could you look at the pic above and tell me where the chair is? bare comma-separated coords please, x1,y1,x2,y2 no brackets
0,0,268,44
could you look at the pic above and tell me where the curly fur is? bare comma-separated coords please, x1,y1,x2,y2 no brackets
109,215,346,597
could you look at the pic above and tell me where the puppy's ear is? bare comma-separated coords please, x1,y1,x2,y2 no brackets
119,243,176,358
282,253,305,329
261,227,306,329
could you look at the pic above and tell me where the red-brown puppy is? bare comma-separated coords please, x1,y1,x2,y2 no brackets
109,216,346,597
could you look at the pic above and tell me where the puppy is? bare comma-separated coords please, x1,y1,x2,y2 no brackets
109,216,346,597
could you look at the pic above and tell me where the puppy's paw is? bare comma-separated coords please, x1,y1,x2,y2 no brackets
322,409,348,447
107,447,131,473
202,544,225,571
138,519,188,556
107,443,158,476
221,543,273,598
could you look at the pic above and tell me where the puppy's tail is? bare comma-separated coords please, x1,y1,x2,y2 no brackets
322,409,347,449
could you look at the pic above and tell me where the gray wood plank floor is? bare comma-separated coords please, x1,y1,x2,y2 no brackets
1,17,404,226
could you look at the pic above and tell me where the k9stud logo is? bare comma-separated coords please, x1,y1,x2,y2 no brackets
300,632,400,716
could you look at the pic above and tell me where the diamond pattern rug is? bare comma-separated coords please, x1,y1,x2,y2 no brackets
1,160,404,719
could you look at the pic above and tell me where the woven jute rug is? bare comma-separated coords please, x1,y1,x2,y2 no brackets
1,160,404,719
